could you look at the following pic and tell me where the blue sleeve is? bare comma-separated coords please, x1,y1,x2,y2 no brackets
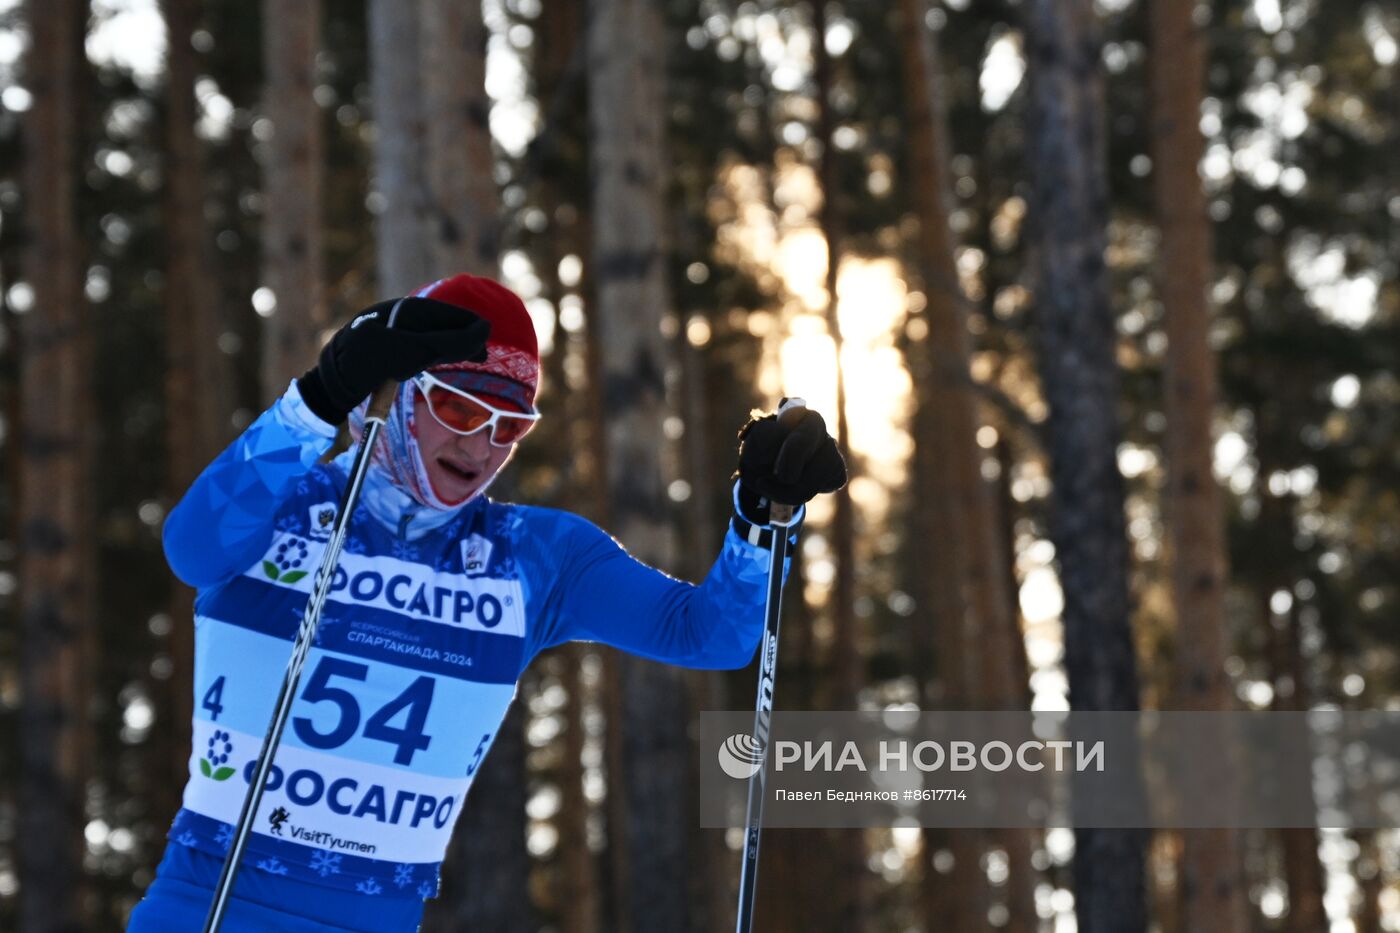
163,382,337,589
524,510,796,670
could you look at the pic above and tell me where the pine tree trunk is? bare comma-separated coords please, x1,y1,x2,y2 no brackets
1265,564,1325,933
421,0,498,275
897,1,1041,927
745,93,827,929
579,203,632,933
17,0,91,928
1023,1,1147,929
989,438,1041,932
678,333,731,933
1147,0,1249,929
586,1,689,929
260,0,326,397
159,0,232,831
810,3,867,927
533,14,600,921
368,0,433,294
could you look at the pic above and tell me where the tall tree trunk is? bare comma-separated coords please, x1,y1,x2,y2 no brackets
546,261,601,933
586,1,689,930
1023,1,1147,930
810,3,867,928
535,4,600,927
749,81,827,927
260,0,326,397
680,333,731,933
159,0,231,832
579,194,632,933
368,0,434,294
897,1,1040,927
1147,1,1249,929
987,436,1040,933
1265,560,1325,933
421,0,498,275
17,0,91,928
908,341,981,933
809,0,859,711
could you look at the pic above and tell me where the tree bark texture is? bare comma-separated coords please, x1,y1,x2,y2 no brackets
1147,0,1249,929
586,1,689,930
1023,1,1147,929
679,333,731,932
421,0,498,276
260,0,327,397
159,0,233,831
811,4,868,928
1266,573,1325,933
897,1,1040,928
534,15,599,924
368,0,435,294
17,0,92,928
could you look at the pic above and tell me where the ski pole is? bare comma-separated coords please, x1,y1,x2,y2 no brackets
202,376,399,933
734,397,805,933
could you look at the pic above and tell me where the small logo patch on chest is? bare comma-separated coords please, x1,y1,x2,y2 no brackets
308,502,338,541
461,534,493,578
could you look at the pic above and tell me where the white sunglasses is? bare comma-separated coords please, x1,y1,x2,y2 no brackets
412,372,540,447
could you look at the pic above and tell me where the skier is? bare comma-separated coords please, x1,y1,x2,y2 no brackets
127,273,845,931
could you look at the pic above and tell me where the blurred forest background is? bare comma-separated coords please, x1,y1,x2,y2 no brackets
0,0,1396,930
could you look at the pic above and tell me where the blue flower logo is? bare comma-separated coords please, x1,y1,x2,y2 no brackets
264,537,310,584
200,730,237,781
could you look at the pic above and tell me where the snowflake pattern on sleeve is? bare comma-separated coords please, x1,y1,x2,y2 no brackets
309,849,343,878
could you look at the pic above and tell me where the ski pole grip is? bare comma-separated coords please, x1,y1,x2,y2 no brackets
769,397,806,528
776,396,807,424
367,381,397,422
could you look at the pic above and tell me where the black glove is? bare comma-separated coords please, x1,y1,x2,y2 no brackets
296,297,492,425
735,402,847,523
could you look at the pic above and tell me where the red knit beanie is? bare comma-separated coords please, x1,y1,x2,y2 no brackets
411,273,540,412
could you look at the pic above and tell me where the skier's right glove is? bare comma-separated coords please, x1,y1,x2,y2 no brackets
296,297,492,426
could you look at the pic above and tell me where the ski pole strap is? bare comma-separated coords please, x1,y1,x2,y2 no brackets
731,480,803,550
732,513,801,551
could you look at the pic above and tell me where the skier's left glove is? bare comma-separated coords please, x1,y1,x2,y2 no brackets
734,402,847,527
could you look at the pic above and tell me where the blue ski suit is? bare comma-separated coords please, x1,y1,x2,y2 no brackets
127,383,795,932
